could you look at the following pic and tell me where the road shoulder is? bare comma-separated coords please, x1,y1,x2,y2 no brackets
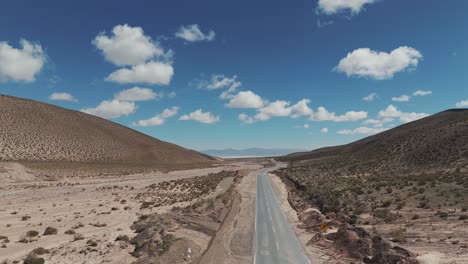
268,172,327,264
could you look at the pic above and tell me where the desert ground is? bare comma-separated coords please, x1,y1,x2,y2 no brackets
0,160,264,264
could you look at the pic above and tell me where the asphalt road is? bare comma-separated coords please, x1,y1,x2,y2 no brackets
254,167,310,264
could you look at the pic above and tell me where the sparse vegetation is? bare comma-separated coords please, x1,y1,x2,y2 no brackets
43,227,58,235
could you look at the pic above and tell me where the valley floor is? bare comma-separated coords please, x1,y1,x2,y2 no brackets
0,161,261,264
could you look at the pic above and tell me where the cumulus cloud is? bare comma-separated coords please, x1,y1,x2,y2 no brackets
49,92,78,102
238,113,256,124
106,61,174,85
317,0,376,15
133,107,179,127
93,24,163,66
392,94,411,102
226,90,264,109
255,100,295,121
114,87,159,101
179,109,220,124
81,99,136,119
413,90,432,96
363,93,377,102
0,39,46,82
310,107,368,122
219,81,242,99
455,100,468,108
363,117,393,128
337,126,387,135
290,99,314,118
335,47,423,80
175,24,215,42
238,99,366,124
195,74,238,90
378,105,429,123
321,127,329,133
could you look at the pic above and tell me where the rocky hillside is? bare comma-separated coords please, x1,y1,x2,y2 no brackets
0,94,214,166
282,109,468,175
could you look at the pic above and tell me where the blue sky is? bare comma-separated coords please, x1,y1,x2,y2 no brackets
1,0,467,150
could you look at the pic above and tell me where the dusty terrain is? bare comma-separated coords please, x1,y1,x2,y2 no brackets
0,94,213,166
0,160,261,264
277,109,468,263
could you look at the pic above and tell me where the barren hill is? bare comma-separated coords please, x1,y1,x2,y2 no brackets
282,109,468,174
0,94,213,166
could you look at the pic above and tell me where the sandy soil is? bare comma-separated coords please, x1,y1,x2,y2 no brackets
268,172,328,264
0,161,259,264
197,166,261,264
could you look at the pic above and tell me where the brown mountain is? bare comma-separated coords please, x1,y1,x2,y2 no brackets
281,109,468,174
0,94,214,167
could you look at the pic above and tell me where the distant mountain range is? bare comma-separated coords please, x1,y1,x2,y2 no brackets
201,148,308,158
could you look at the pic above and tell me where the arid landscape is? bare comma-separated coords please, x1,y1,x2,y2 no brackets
276,110,468,263
1,93,468,264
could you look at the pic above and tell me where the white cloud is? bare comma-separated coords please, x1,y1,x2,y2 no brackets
226,90,264,109
179,109,220,124
255,100,293,121
175,24,215,42
392,94,411,102
337,126,387,135
238,99,365,124
363,117,393,128
195,74,237,90
310,107,368,122
335,46,423,80
239,113,256,124
0,39,46,82
93,24,163,66
49,92,78,102
255,99,315,121
133,107,179,127
378,105,429,123
220,81,242,99
167,91,176,98
363,93,377,102
321,127,329,133
455,100,468,108
81,99,136,119
114,87,159,101
106,61,174,85
413,90,432,96
290,99,314,118
317,0,376,15
304,124,310,129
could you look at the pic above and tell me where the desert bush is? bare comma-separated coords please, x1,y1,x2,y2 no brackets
26,230,39,237
411,214,420,220
23,253,45,264
31,247,49,255
21,215,31,221
86,239,98,247
160,234,175,252
389,227,407,243
73,233,84,241
373,209,399,222
65,229,76,235
459,215,468,220
43,227,58,235
115,234,130,242
396,201,406,210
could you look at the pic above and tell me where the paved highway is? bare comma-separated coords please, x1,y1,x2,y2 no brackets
254,167,310,264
